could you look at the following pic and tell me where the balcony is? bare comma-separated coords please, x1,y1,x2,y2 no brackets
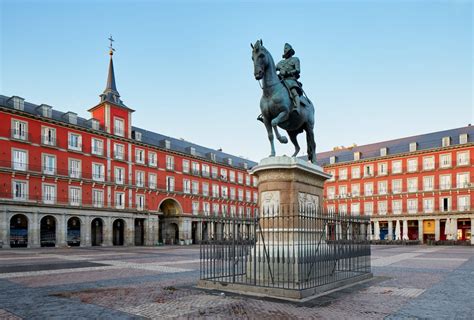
10,129,30,142
41,135,57,147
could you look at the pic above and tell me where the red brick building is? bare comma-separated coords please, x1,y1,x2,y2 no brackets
0,49,257,248
318,126,473,244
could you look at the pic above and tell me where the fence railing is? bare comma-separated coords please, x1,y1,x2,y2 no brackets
200,205,371,291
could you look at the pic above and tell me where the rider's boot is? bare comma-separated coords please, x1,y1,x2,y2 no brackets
257,114,264,122
291,95,301,116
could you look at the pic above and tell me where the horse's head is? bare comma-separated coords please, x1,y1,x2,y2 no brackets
251,39,268,80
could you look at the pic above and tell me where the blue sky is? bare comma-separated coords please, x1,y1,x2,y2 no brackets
1,0,472,161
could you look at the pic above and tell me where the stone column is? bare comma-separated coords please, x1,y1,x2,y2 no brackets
471,219,474,245
126,217,134,246
388,220,393,240
103,216,113,246
29,211,40,248
57,213,67,247
82,216,91,247
1,209,9,248
451,218,458,240
418,219,424,243
367,222,373,240
435,219,440,241
374,221,380,240
402,220,409,240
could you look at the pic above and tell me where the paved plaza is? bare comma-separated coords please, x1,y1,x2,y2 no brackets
0,245,472,319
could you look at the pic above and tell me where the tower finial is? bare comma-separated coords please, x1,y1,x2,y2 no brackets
108,35,115,56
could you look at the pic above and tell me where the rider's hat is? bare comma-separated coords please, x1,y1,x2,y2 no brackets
283,43,295,58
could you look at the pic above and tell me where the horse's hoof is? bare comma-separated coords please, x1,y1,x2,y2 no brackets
279,136,288,144
269,154,275,157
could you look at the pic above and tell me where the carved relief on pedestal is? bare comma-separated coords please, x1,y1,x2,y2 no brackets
260,191,280,217
298,192,319,215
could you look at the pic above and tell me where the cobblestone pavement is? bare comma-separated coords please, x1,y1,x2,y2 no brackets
0,245,473,319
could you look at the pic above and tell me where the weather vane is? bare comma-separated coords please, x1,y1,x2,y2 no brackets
108,35,115,55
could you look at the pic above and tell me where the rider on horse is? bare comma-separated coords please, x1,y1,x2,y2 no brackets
257,43,303,122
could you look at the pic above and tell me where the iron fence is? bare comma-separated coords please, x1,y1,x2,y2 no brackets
200,205,371,291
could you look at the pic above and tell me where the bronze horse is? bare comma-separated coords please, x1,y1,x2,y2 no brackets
251,40,316,163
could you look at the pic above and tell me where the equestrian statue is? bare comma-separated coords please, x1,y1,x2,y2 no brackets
252,39,316,163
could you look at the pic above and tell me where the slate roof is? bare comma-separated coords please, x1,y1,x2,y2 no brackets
0,94,256,169
315,125,474,166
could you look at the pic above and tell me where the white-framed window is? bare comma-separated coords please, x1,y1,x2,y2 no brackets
222,204,228,216
135,149,145,164
192,162,200,175
457,151,469,166
246,190,251,202
338,185,347,197
68,132,82,151
42,183,56,204
363,164,374,177
149,173,157,189
407,177,418,192
166,155,174,170
378,181,387,195
69,159,81,178
392,160,402,174
459,133,468,144
246,175,251,186
238,172,244,184
148,152,157,167
364,202,373,216
115,192,125,209
253,178,259,188
422,156,435,171
364,182,373,196
457,195,470,211
230,187,236,200
42,154,56,175
212,184,219,198
327,186,335,200
183,179,191,194
69,187,81,206
229,170,235,182
212,203,220,216
437,154,451,170
407,158,418,172
377,201,387,215
380,147,387,157
192,181,199,195
456,172,469,188
114,143,125,160
230,205,237,217
238,189,244,201
327,169,336,181
351,183,360,197
136,171,145,187
166,176,175,192
423,176,434,191
220,169,228,181
351,166,360,179
12,119,28,140
238,206,244,217
92,163,105,181
409,142,417,152
114,117,124,137
136,194,145,211
423,198,434,213
350,203,360,215
212,166,218,179
253,192,258,203
377,162,388,176
442,136,451,147
115,167,125,185
182,159,190,173
202,182,209,196
354,152,361,161
202,164,210,177
91,138,103,156
339,204,347,215
440,175,451,190
221,186,228,199
41,126,56,146
339,168,348,180
192,201,200,215
407,199,418,214
203,202,210,216
392,200,402,215
12,149,27,171
440,197,451,212
392,179,402,194
92,189,104,208
12,180,27,200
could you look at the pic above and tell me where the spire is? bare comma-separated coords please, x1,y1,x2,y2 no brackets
100,35,126,107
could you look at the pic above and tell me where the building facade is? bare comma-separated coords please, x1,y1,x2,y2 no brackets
0,50,257,248
318,126,473,244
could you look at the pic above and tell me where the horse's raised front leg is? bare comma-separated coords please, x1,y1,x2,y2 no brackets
263,117,276,157
271,111,289,144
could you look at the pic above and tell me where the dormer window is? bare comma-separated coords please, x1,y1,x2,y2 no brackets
207,152,217,162
442,136,451,147
162,139,171,149
8,96,25,111
380,147,387,157
354,152,361,161
37,104,52,118
63,112,77,125
186,147,196,156
224,157,233,166
89,119,100,130
459,133,468,144
114,117,124,136
134,131,142,141
409,142,417,152
330,156,336,164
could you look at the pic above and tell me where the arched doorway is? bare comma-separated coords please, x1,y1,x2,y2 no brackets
91,218,103,246
40,215,56,247
192,221,199,244
113,219,125,246
158,198,183,245
135,219,145,246
168,223,179,245
10,214,28,248
201,221,209,241
67,217,81,247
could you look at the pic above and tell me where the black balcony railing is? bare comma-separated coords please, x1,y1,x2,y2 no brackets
10,129,30,142
41,135,57,146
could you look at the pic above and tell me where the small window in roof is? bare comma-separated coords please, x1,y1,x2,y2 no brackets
442,137,451,147
354,152,361,161
9,96,25,111
459,133,468,144
380,147,387,157
409,142,417,152
135,132,142,141
330,156,336,164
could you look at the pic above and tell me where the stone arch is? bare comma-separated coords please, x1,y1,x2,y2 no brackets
91,218,104,246
158,198,183,216
40,215,57,247
113,219,126,246
67,216,82,247
10,214,29,248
